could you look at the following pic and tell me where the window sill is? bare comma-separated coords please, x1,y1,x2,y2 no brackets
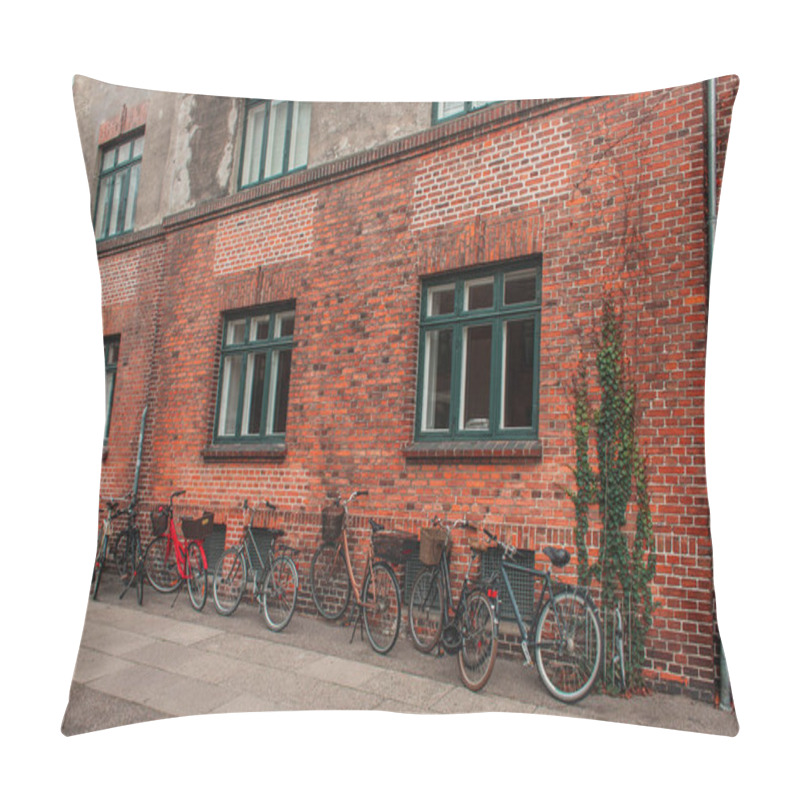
202,443,287,462
403,440,542,461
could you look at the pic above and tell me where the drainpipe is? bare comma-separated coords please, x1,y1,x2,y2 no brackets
706,78,732,711
706,78,717,292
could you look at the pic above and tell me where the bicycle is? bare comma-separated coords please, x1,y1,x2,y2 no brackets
478,527,603,703
408,518,498,691
143,490,210,611
211,499,299,632
91,495,125,600
110,494,144,605
309,490,402,655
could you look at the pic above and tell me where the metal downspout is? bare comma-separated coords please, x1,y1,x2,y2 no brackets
706,77,732,712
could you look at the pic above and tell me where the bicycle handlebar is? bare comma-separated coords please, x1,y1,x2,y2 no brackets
483,527,517,558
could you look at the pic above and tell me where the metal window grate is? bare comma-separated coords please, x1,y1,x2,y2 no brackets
480,547,536,622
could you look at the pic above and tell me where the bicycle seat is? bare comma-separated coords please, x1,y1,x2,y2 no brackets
369,519,385,533
542,546,571,568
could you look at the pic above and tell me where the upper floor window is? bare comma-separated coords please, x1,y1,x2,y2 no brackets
94,132,144,240
104,336,120,442
214,305,295,443
433,101,492,123
416,260,541,441
239,100,311,188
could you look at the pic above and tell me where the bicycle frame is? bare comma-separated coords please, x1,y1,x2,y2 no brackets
488,557,554,662
163,503,208,577
332,491,376,610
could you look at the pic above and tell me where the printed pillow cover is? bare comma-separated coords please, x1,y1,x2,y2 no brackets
63,75,739,737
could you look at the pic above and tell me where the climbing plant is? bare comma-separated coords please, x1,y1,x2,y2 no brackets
567,299,656,690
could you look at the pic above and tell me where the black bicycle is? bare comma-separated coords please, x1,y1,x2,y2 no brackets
480,527,603,703
211,499,299,632
91,495,126,600
408,518,498,691
112,494,144,605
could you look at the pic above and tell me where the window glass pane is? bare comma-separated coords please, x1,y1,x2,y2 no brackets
428,285,455,317
95,175,111,238
461,324,492,430
265,101,289,178
218,355,243,436
250,315,270,341
123,163,139,232
226,319,246,345
243,352,267,435
288,102,311,170
503,319,535,428
277,311,295,338
504,270,537,305
104,372,114,430
439,102,465,119
241,102,266,185
271,349,292,433
102,148,116,171
132,136,144,159
465,278,494,311
423,328,452,431
117,140,132,163
106,339,118,365
108,175,122,236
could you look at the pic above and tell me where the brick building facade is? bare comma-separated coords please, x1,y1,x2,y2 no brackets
74,76,738,702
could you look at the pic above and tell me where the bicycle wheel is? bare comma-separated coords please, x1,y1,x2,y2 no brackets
113,530,132,582
361,561,401,655
212,548,246,615
144,535,181,593
457,590,498,691
534,589,602,703
134,537,144,605
408,566,444,652
186,541,207,611
260,554,299,632
91,533,108,600
310,542,351,621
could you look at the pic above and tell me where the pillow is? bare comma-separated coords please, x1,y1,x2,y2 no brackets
63,76,739,740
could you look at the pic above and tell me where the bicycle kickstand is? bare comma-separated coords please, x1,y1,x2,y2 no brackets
347,602,365,644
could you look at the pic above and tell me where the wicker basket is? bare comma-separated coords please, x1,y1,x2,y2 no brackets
419,526,449,566
321,505,344,543
181,511,214,541
150,507,169,536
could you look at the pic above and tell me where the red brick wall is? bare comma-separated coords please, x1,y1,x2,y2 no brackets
97,78,738,701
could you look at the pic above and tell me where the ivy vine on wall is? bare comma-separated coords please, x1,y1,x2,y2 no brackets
567,299,657,689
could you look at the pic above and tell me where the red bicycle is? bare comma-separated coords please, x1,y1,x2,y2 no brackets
143,489,210,611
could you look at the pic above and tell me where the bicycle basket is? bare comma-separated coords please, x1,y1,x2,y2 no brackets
321,505,344,543
181,511,214,541
419,526,449,566
150,507,169,536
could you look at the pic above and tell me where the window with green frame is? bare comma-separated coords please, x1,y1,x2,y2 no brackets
104,336,119,442
416,260,541,441
95,131,144,240
239,100,311,188
432,101,493,123
214,306,295,443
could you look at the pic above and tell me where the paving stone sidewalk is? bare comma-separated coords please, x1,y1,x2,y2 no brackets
62,583,738,737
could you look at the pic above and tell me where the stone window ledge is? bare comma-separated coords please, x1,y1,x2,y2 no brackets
402,440,542,461
202,443,287,462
